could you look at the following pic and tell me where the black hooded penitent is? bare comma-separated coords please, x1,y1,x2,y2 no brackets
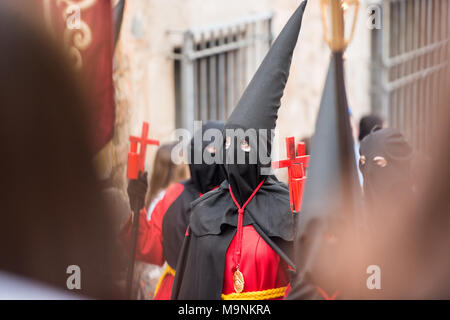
359,128,414,217
358,114,383,142
287,52,364,300
189,121,226,194
172,1,307,300
161,121,226,268
222,0,306,205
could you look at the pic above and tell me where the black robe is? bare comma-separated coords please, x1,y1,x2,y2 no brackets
161,180,199,269
171,176,296,300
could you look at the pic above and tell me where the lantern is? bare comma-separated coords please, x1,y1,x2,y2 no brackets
321,0,359,52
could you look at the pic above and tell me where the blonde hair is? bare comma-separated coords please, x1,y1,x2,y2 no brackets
145,142,188,208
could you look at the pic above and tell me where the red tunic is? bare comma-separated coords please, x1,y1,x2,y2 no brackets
153,269,175,300
221,180,290,300
121,183,185,299
222,225,289,299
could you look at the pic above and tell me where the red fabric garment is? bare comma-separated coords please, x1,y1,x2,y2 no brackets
315,286,339,300
282,265,295,299
283,283,292,299
222,179,289,299
222,225,289,299
153,274,174,300
120,183,185,266
35,0,115,153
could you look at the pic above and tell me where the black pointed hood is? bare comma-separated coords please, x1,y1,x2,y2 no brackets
222,1,307,204
298,52,361,226
359,128,414,218
225,1,307,133
288,52,365,299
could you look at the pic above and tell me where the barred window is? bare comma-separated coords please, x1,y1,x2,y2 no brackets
172,13,273,132
371,0,450,151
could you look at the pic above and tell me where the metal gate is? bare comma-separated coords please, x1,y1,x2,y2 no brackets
171,12,273,132
371,0,450,151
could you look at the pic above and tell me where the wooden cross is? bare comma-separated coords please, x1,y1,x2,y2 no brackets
272,137,310,213
125,122,159,298
127,122,160,179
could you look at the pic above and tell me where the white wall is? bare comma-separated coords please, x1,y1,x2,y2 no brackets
110,0,371,186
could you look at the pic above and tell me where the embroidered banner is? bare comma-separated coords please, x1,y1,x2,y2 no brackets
41,0,115,154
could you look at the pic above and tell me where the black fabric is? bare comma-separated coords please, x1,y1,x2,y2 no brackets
189,177,294,242
288,52,364,300
189,121,226,194
224,1,307,133
358,114,383,142
171,222,236,300
113,0,125,48
287,272,322,300
171,177,295,300
221,127,263,205
127,171,148,212
161,121,225,267
171,1,307,300
221,0,307,204
359,128,414,217
161,180,198,268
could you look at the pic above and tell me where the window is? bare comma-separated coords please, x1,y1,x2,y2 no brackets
371,0,449,151
172,13,273,132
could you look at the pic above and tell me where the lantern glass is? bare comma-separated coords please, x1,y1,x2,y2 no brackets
321,0,359,51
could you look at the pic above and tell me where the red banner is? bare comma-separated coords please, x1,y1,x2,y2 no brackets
41,0,115,153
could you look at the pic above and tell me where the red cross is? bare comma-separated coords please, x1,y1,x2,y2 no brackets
126,122,160,179
272,137,309,212
316,286,339,300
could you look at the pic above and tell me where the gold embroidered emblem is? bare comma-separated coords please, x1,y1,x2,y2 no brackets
233,269,244,293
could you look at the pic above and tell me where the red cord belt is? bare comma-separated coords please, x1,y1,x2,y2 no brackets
228,179,265,293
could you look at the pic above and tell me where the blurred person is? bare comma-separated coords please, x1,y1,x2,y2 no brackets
353,114,383,186
358,114,383,142
122,121,226,299
0,5,120,299
133,142,189,299
100,186,132,296
359,128,415,223
356,114,381,184
403,107,450,299
145,142,189,218
172,2,307,300
360,89,450,299
287,28,365,300
353,128,416,299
